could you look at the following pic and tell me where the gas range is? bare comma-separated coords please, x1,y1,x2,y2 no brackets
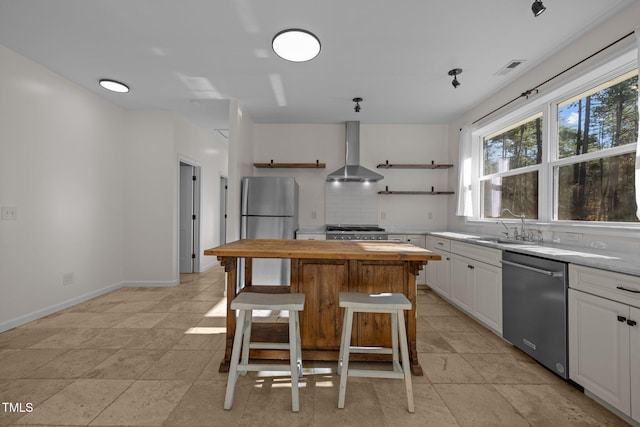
325,225,388,241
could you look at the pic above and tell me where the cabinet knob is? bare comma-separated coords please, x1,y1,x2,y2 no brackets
617,315,627,323
628,319,637,327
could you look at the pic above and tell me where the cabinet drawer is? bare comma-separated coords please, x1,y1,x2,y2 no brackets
569,264,640,308
451,241,501,267
427,236,451,252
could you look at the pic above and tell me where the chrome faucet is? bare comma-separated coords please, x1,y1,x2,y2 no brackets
497,220,510,238
500,208,526,240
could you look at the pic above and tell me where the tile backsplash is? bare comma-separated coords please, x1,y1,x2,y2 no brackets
325,182,378,225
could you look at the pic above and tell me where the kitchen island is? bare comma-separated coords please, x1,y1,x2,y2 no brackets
205,239,440,375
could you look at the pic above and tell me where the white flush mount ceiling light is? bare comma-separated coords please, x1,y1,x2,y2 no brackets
272,29,321,62
98,79,130,93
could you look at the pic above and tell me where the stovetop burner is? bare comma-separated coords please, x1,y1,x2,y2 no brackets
325,225,388,241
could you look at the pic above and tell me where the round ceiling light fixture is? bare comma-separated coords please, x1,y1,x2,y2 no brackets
272,28,321,62
98,79,130,93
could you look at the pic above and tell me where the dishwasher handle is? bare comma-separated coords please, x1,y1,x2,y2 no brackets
502,259,564,278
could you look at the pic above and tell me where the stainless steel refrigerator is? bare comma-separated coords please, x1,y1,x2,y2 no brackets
240,177,298,285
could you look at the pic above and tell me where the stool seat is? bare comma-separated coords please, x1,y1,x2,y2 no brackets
338,291,414,413
224,292,305,412
230,292,305,311
339,292,412,310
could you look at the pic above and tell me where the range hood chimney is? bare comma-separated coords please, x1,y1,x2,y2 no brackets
326,121,384,182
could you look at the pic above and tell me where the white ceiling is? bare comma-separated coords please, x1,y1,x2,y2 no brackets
0,0,635,135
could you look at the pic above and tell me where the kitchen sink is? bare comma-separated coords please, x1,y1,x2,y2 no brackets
477,237,539,245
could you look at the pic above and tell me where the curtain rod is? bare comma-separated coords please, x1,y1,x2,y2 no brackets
471,30,636,125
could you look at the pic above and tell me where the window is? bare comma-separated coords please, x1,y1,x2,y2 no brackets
473,57,638,226
480,114,542,220
554,70,638,222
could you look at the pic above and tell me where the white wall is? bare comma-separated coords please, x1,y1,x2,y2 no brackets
445,1,640,249
253,123,449,229
0,44,229,331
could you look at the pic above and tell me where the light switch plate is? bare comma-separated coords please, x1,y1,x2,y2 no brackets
1,206,17,220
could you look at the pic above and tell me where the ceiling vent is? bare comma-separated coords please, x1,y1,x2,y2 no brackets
495,59,526,76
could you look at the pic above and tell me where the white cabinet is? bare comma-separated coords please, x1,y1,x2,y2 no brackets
425,236,451,298
569,264,640,423
427,237,502,334
389,234,427,284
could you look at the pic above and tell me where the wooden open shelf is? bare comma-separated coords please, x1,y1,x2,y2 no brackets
377,160,453,169
378,186,454,195
253,160,325,168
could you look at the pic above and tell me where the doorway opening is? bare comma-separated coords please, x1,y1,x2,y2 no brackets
179,161,201,273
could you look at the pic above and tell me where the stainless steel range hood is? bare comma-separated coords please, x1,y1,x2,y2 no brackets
326,121,384,182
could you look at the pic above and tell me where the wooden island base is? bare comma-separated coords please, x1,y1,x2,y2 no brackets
205,239,441,376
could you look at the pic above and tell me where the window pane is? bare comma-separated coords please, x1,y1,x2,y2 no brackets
556,152,638,222
558,72,638,159
482,171,538,219
483,115,542,175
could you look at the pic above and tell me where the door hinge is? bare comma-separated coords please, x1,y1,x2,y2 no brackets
191,254,196,259
192,175,197,181
192,214,196,220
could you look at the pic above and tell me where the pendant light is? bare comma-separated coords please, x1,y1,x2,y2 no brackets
272,29,321,62
448,69,462,89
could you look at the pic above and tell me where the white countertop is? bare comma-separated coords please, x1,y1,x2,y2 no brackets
428,231,640,278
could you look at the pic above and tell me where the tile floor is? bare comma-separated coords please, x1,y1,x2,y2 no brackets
0,266,630,426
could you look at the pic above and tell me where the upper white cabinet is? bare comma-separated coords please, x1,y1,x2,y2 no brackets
569,264,640,424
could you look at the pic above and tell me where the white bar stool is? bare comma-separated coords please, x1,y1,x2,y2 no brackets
224,292,305,412
337,291,414,413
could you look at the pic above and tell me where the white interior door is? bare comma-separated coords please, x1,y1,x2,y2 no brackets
180,162,200,273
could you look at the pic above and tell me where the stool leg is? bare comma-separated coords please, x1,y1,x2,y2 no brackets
294,310,303,378
391,311,399,367
239,309,252,376
289,310,300,412
337,307,349,376
224,308,247,410
338,307,354,409
396,310,414,413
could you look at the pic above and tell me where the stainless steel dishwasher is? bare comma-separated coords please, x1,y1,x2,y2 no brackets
502,251,569,379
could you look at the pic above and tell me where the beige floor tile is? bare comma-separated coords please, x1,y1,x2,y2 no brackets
86,349,166,379
462,353,558,384
374,381,460,426
141,350,212,380
197,350,232,382
171,330,225,350
191,291,226,301
416,302,459,316
434,383,529,426
494,384,606,426
164,380,252,426
25,312,131,329
104,300,157,313
76,328,144,349
0,328,60,349
112,312,170,328
28,328,101,349
440,331,506,354
547,382,632,426
122,328,184,349
313,380,387,427
152,312,210,329
415,331,456,353
88,379,191,426
145,300,216,314
0,349,66,379
26,349,116,379
0,378,71,425
423,315,478,332
419,353,486,384
15,379,132,426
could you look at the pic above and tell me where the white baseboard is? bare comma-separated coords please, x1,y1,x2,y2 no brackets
0,281,124,333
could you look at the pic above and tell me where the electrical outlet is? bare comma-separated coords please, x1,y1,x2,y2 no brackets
62,272,75,286
1,206,17,220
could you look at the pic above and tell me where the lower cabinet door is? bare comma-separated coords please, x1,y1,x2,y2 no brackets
450,255,473,312
472,262,502,334
569,289,631,416
631,306,640,423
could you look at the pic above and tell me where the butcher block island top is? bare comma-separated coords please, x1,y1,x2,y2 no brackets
205,239,441,375
204,238,439,261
